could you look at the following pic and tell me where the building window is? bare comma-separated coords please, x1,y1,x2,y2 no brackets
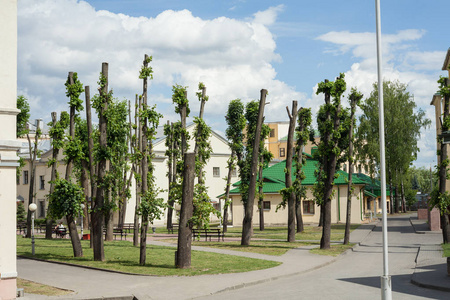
358,165,362,173
39,176,45,190
279,148,285,157
263,201,271,210
231,168,237,177
303,200,315,215
269,129,275,138
23,170,29,185
213,167,220,177
343,164,347,172
39,200,45,218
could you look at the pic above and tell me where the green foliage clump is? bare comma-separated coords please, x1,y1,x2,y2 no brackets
65,72,84,111
17,202,26,223
47,178,84,219
16,95,30,137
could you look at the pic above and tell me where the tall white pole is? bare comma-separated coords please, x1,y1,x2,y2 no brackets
375,1,392,299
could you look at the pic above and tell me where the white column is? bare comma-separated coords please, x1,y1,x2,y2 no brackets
0,1,21,299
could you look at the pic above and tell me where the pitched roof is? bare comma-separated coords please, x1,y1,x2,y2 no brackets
223,158,366,196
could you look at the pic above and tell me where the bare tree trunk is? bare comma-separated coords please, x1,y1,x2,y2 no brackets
85,86,96,248
93,63,109,261
166,121,174,230
295,199,303,233
194,85,207,184
46,113,58,239
133,94,142,247
176,153,195,268
65,72,83,258
320,82,340,250
344,94,358,245
223,151,235,233
241,89,267,246
258,155,264,231
139,54,150,265
286,101,298,242
401,179,406,213
80,161,90,230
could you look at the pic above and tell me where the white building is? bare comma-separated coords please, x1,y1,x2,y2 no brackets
123,123,233,225
0,1,20,299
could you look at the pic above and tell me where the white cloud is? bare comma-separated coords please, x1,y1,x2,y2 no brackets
252,5,285,26
315,29,443,167
18,0,292,129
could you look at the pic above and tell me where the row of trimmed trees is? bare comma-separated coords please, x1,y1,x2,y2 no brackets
218,73,430,250
18,59,432,263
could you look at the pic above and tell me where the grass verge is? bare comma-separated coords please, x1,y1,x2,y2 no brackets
221,224,360,241
192,240,317,256
443,243,450,257
17,278,72,296
17,237,280,276
309,243,354,257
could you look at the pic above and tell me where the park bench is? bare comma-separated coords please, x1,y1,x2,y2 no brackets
104,227,128,240
122,223,138,233
17,222,26,235
54,227,67,238
167,223,179,234
192,228,224,242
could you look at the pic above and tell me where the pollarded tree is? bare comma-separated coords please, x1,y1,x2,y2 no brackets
138,55,166,265
314,73,347,250
46,111,70,239
91,63,110,261
191,83,219,229
343,88,363,245
223,99,246,233
278,101,298,242
294,107,312,233
241,90,268,246
62,71,84,257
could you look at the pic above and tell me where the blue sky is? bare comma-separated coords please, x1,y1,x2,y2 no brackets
17,0,450,168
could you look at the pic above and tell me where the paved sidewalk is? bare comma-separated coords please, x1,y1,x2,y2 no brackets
409,217,450,292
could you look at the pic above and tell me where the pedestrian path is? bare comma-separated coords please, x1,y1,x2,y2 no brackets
409,218,450,292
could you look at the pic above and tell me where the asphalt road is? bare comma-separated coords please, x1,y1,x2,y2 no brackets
196,215,448,300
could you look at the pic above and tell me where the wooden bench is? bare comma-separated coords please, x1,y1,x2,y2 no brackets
54,228,67,238
167,224,179,234
192,228,224,242
17,222,27,235
104,227,128,240
122,223,138,233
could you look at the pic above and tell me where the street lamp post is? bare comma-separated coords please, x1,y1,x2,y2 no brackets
80,203,85,238
375,1,392,299
28,203,37,255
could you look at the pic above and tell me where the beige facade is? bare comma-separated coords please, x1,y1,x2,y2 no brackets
17,146,66,219
230,185,365,226
0,1,20,298
430,48,450,193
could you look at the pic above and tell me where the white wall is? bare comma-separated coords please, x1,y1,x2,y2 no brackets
0,1,20,299
125,124,231,226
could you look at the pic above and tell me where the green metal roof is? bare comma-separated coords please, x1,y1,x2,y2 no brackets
364,190,377,198
223,159,366,196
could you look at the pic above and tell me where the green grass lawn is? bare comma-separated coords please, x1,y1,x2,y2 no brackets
221,224,360,241
443,243,450,257
309,243,355,256
192,240,317,256
17,237,280,276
